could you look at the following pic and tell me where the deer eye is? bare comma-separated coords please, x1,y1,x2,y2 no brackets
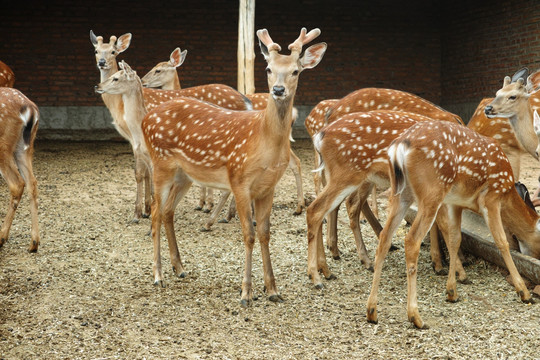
292,70,299,76
509,95,517,100
155,70,161,74
113,78,118,82
112,50,116,55
266,68,272,75
94,50,98,54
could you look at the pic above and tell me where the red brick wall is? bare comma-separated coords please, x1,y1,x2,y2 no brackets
441,0,540,108
0,0,442,109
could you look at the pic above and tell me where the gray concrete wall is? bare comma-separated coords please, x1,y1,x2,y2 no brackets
36,105,315,141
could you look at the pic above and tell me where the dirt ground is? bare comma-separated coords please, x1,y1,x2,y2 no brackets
0,137,539,359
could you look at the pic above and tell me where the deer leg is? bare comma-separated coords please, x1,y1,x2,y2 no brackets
151,166,178,287
224,196,237,222
196,186,206,211
367,191,413,325
313,150,322,196
233,190,257,307
404,202,439,329
0,159,26,249
15,149,39,252
132,154,146,223
254,193,283,302
442,205,464,302
482,200,532,303
163,177,192,279
202,191,231,231
306,182,357,288
326,205,340,260
143,165,152,218
203,188,214,213
434,207,468,282
288,150,305,215
345,184,374,270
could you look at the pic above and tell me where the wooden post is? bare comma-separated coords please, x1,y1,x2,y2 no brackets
237,0,255,95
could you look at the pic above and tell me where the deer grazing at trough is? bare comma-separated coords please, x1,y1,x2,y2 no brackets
366,120,538,329
90,30,253,219
141,47,187,90
0,88,40,252
305,110,466,287
142,27,326,305
0,61,15,87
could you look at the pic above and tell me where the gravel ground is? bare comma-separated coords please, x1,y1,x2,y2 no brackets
0,138,539,359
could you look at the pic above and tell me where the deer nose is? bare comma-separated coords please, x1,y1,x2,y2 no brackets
273,86,285,96
98,59,106,67
484,105,493,115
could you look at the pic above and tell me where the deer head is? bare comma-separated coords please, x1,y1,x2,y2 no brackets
257,28,326,114
90,30,132,71
141,47,187,89
94,60,140,95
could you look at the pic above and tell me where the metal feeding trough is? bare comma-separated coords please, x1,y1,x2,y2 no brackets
405,208,540,285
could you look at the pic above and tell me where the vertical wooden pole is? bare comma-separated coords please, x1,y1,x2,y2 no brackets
237,0,255,95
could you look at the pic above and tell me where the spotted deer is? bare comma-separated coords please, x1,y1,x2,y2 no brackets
142,27,326,305
0,61,15,87
305,111,465,287
0,88,40,252
141,47,187,90
366,120,537,329
139,56,307,220
311,88,463,268
90,31,252,218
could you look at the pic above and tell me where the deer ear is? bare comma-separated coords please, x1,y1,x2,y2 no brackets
115,33,132,53
300,42,327,70
170,48,187,68
90,30,99,46
534,110,540,133
511,67,529,83
259,40,270,60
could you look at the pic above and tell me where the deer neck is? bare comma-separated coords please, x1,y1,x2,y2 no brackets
121,80,147,126
161,73,181,90
263,93,295,144
501,190,540,258
508,103,538,158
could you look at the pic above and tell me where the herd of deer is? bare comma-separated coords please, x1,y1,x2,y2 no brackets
1,27,540,328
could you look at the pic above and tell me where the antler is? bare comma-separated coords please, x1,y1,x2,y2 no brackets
256,29,282,52
288,27,321,53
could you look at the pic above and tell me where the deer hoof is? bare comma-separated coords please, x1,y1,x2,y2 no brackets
269,294,284,303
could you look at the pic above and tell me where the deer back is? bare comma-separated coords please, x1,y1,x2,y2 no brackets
0,61,15,87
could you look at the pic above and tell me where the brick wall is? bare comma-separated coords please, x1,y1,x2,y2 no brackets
0,0,442,112
441,0,540,120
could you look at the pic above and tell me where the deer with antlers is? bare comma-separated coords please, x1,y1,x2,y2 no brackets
366,119,538,329
0,61,15,87
0,88,40,252
142,28,326,305
90,31,253,219
140,49,307,221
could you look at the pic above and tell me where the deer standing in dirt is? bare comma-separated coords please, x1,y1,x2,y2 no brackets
142,28,326,305
0,61,15,87
0,88,40,252
366,120,537,329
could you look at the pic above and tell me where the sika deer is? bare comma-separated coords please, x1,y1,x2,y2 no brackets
366,120,537,329
0,88,40,251
142,28,326,305
306,110,466,286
